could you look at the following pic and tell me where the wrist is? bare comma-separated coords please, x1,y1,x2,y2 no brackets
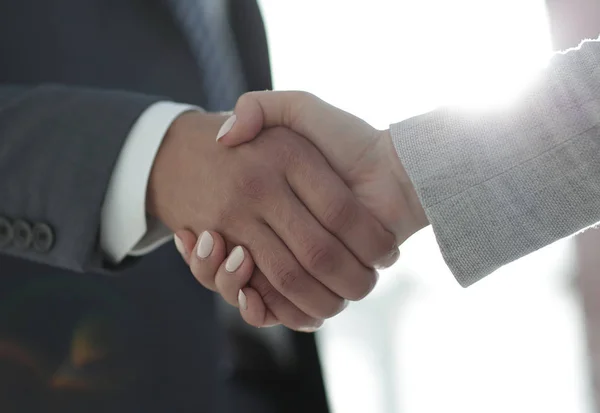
146,111,229,228
379,129,429,234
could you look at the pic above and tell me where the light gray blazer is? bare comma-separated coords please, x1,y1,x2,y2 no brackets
392,37,600,287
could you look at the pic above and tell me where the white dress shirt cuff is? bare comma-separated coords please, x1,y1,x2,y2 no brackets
100,101,202,264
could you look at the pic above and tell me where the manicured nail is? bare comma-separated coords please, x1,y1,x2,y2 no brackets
174,235,186,256
216,114,236,141
238,289,248,311
225,246,244,272
196,231,214,259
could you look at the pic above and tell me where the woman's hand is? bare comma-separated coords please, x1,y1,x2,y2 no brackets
174,229,322,331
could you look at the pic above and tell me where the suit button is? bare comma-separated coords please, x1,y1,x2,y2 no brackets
32,223,54,253
0,217,13,248
13,220,33,249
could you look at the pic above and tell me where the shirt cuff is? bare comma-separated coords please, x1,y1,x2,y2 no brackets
100,101,202,264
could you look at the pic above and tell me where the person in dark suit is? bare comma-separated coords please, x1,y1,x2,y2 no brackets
0,1,399,411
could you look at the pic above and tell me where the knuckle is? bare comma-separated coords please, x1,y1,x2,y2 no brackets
271,261,303,294
250,273,282,308
234,171,269,202
257,128,317,176
322,197,357,234
249,272,318,331
349,270,378,301
290,92,320,127
292,90,317,104
372,232,399,266
305,241,338,275
236,91,254,107
259,285,282,309
382,230,399,255
215,202,239,228
322,298,347,319
357,224,398,268
260,128,296,157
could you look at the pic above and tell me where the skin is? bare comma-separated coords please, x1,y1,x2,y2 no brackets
174,92,429,330
147,111,398,331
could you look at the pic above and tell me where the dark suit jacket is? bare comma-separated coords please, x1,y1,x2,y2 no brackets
0,1,327,412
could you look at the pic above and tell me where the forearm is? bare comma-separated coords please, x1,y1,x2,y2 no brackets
391,36,600,286
0,84,160,271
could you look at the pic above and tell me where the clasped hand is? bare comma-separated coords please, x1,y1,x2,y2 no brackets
149,92,427,331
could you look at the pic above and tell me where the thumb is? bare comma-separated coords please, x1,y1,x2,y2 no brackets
216,91,379,175
215,94,264,146
215,91,296,146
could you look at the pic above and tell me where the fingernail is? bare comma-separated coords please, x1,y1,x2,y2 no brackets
238,289,248,311
225,246,244,272
216,114,237,141
196,231,214,259
174,235,186,256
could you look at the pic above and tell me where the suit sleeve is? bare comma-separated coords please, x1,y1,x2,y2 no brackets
0,84,161,272
391,37,600,287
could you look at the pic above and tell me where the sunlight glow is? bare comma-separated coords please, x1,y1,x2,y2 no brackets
398,0,553,109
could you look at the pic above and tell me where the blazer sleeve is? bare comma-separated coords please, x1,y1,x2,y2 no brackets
391,37,600,287
0,84,161,272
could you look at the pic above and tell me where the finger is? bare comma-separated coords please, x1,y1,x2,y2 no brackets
238,286,318,332
235,222,344,320
218,101,397,268
219,233,323,330
188,230,226,292
177,230,321,331
276,128,397,268
209,224,334,329
248,269,322,331
219,239,280,328
264,183,378,301
215,104,262,145
215,246,254,307
238,287,273,329
219,91,378,174
375,247,401,270
174,229,197,265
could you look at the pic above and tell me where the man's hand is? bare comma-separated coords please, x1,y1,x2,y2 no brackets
146,111,398,330
216,91,429,245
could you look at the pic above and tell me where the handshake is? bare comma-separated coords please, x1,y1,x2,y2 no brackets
147,91,429,332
